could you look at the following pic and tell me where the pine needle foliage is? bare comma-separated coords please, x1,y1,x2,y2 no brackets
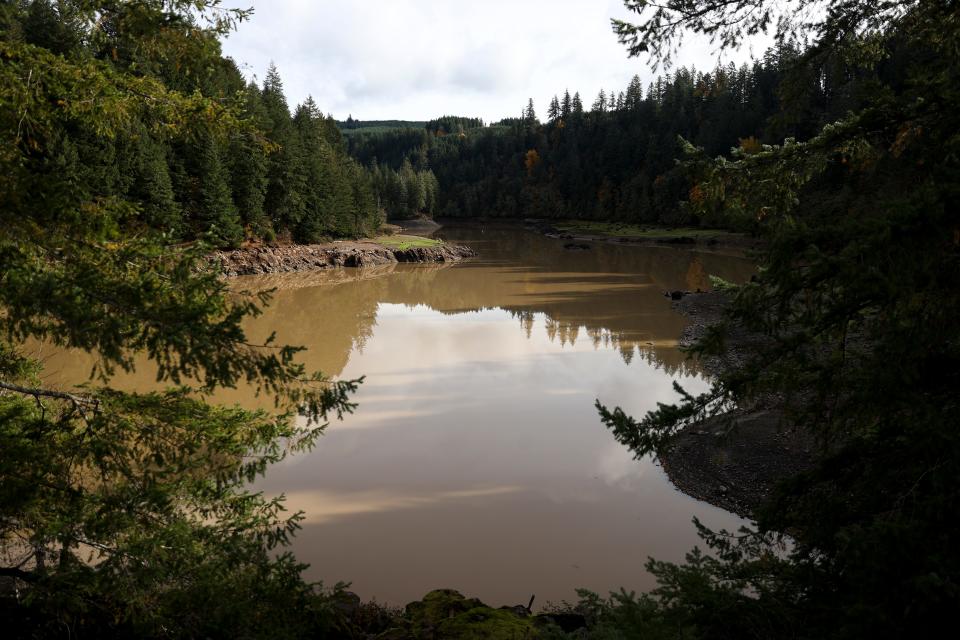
593,1,960,637
0,2,363,636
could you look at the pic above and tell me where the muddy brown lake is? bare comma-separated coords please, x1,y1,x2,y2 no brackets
39,223,756,608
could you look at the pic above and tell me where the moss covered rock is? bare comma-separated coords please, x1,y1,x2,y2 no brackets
397,589,541,639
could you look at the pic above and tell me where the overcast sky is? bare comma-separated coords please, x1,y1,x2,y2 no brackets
220,0,769,123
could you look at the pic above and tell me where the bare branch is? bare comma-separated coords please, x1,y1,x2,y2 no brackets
0,380,99,412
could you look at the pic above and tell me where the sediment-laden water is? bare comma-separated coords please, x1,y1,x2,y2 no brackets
40,223,756,607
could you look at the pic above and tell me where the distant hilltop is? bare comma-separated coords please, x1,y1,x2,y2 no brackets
338,117,427,131
338,115,489,134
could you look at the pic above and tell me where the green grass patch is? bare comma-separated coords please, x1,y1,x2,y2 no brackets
373,234,443,250
554,220,736,239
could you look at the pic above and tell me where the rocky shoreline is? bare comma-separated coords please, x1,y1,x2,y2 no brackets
210,240,476,277
659,291,816,519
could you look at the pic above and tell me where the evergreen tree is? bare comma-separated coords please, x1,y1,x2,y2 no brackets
345,159,380,236
293,97,329,231
400,156,422,217
571,92,584,117
386,168,407,217
228,129,269,239
0,2,360,636
548,95,561,121
260,63,289,135
193,133,243,247
596,0,960,636
226,81,271,237
22,0,82,55
261,62,305,233
129,132,181,235
592,89,607,112
524,98,538,125
625,74,643,110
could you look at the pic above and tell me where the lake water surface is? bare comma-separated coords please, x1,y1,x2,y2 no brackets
42,224,756,608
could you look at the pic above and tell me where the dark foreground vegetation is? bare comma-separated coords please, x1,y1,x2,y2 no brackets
1,0,957,638
594,0,960,637
1,1,366,637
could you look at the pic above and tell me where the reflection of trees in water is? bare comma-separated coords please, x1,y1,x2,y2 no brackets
506,310,698,377
234,227,750,381
685,256,708,292
245,276,384,379
371,266,696,375
35,229,741,428
236,263,465,375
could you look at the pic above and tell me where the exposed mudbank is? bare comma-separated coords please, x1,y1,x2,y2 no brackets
210,240,475,277
660,291,816,518
523,219,762,251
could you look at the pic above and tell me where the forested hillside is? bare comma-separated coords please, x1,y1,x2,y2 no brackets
3,0,957,638
345,41,901,226
4,1,382,249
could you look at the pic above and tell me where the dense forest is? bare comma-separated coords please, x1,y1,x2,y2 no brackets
4,0,383,250
2,0,958,638
345,43,898,226
339,117,426,131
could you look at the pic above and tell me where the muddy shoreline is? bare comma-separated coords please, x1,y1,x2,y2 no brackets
522,219,762,251
210,240,475,277
660,292,816,519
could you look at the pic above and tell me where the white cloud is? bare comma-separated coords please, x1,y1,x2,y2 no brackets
221,0,768,122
